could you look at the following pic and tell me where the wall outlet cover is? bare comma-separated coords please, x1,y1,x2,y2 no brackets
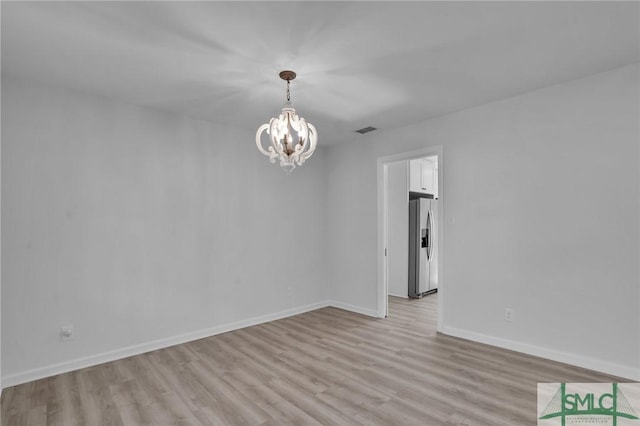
60,325,74,341
504,308,515,322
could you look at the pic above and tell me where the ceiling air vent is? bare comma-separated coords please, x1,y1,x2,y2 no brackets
355,126,377,135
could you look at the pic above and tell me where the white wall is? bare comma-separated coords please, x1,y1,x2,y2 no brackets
387,161,408,298
327,64,640,378
1,77,329,385
0,85,2,393
2,65,638,386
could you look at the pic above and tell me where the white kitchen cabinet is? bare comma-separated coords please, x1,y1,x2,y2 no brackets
409,159,423,192
409,158,437,197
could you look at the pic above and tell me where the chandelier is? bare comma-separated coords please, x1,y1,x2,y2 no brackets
256,71,317,174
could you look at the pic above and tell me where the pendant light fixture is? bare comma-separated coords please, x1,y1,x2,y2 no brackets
256,71,317,174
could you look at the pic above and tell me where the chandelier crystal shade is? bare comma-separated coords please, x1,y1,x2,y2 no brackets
256,71,317,174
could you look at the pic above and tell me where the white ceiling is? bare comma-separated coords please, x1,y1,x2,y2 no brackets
2,1,638,145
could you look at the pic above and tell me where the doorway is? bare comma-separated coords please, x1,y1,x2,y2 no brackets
376,146,443,332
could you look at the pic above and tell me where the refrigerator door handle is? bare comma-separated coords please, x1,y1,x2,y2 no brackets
427,209,434,261
425,210,430,261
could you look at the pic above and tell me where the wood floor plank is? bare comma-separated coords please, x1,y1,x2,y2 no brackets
1,294,629,425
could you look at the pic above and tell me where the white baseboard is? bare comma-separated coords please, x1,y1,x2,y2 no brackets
2,300,382,388
388,292,408,299
1,301,332,389
15,301,625,390
441,325,640,381
328,300,380,318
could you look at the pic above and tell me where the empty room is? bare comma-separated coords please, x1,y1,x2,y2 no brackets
1,2,639,425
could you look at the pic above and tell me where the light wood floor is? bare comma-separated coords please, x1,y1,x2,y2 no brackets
1,295,622,425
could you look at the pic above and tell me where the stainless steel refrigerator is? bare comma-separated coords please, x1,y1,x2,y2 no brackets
408,198,438,298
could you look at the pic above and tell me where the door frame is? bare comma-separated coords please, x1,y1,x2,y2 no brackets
376,145,444,331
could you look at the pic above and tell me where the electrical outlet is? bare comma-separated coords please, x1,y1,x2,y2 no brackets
60,325,74,342
287,286,293,297
504,308,515,322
